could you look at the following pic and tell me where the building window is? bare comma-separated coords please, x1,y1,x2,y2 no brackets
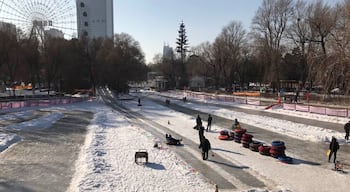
84,22,88,26
80,2,85,7
83,31,88,36
83,12,87,17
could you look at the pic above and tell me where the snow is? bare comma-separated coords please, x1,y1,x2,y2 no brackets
0,90,349,192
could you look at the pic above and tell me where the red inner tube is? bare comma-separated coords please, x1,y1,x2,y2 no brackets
218,135,229,140
234,128,246,134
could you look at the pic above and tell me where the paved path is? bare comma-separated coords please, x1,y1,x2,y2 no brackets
0,110,92,192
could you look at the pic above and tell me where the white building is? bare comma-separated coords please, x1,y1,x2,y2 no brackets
189,76,205,90
76,0,114,39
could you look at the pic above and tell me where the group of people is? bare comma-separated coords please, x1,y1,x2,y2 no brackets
195,114,212,132
194,114,350,164
195,114,241,160
195,114,212,160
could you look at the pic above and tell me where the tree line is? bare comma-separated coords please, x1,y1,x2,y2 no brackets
150,0,350,95
0,29,147,96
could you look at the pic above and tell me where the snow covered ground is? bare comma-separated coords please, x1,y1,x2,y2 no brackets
0,90,349,192
144,91,348,144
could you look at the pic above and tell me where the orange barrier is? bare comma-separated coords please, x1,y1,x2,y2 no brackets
14,85,33,90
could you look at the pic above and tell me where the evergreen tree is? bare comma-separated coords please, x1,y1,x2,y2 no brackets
175,21,189,88
176,21,189,61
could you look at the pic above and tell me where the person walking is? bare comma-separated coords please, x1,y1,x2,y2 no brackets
207,114,212,132
199,136,211,160
328,137,340,163
344,121,350,141
196,115,202,128
198,125,205,143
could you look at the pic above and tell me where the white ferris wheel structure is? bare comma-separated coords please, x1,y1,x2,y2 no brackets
0,0,77,41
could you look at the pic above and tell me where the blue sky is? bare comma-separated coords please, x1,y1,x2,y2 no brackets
113,0,339,64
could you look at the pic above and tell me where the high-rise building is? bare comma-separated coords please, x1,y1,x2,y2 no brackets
76,0,114,39
163,43,174,60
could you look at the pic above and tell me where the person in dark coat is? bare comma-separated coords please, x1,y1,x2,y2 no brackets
199,136,211,160
344,121,350,141
207,114,212,132
165,134,181,145
196,115,202,128
328,137,340,163
198,125,205,142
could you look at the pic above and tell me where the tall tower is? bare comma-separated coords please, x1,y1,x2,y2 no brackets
76,0,114,39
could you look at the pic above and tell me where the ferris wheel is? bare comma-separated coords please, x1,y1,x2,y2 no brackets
0,0,77,39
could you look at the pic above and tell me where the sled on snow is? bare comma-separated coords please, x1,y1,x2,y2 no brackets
332,161,346,173
135,149,148,164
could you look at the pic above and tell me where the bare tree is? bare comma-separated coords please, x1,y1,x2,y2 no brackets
220,21,246,88
42,38,68,95
190,42,218,88
307,0,336,55
323,0,350,95
286,0,309,85
306,0,338,94
0,30,21,96
288,0,309,54
95,33,147,91
186,43,212,88
21,37,40,94
252,0,294,91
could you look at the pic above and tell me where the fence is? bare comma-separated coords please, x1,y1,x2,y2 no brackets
283,103,350,117
181,90,350,118
0,97,89,110
183,91,262,106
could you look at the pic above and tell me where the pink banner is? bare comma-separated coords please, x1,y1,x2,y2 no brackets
309,106,326,115
247,100,260,105
235,98,246,104
1,102,11,109
283,103,295,111
326,108,348,117
38,100,50,107
295,104,309,112
11,101,25,109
